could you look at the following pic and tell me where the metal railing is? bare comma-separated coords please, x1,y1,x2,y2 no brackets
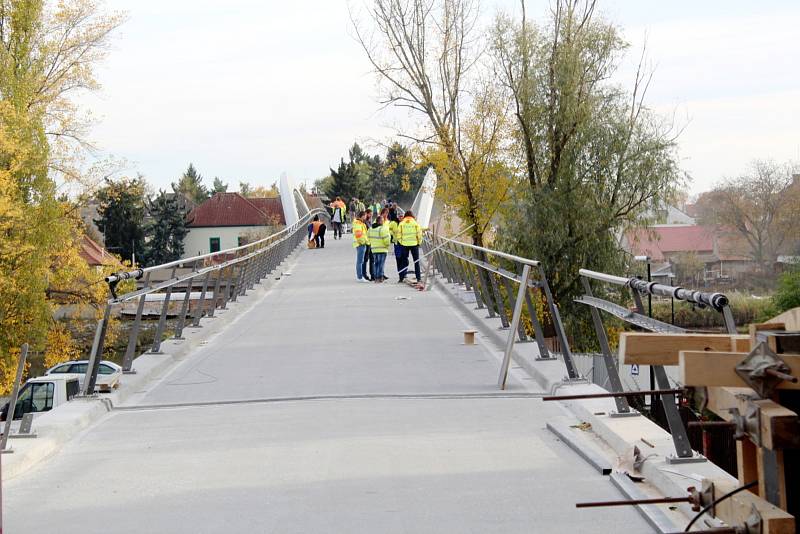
576,267,736,462
421,231,579,389
81,209,327,396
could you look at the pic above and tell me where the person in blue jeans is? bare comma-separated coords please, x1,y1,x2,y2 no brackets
352,212,369,282
367,216,391,283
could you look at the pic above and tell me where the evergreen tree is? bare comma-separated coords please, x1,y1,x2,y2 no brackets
145,190,189,265
239,181,252,196
382,143,425,205
212,176,228,193
94,176,147,264
172,163,208,204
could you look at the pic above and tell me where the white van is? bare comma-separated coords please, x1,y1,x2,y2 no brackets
0,375,81,421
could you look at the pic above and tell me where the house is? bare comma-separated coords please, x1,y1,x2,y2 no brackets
182,193,286,258
623,225,752,286
79,235,122,269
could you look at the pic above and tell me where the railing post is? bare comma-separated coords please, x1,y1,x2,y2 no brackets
207,267,224,318
539,265,579,379
84,303,112,395
192,270,212,327
122,271,151,372
238,257,251,296
1,343,30,452
524,286,552,360
220,265,235,309
174,261,199,340
502,275,528,342
581,277,631,414
498,265,532,389
476,263,497,318
150,265,177,354
460,246,485,309
487,271,510,328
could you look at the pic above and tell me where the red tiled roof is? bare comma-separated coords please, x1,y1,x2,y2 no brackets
247,197,286,225
80,235,120,267
187,193,285,227
626,225,715,261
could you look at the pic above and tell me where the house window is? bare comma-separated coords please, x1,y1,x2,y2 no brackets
209,237,221,253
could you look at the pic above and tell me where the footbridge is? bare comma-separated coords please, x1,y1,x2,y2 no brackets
2,194,791,532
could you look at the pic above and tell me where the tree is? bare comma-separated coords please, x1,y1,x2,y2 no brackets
491,0,681,317
172,163,208,204
354,0,509,245
238,181,252,196
242,182,280,198
94,176,147,264
324,143,373,201
145,190,188,265
0,0,122,393
382,142,426,205
696,160,800,272
212,176,228,193
773,266,800,313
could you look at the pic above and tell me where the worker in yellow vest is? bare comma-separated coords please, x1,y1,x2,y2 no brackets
397,210,423,283
352,211,370,282
367,216,392,283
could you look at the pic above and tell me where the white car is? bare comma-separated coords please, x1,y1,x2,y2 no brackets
45,360,122,393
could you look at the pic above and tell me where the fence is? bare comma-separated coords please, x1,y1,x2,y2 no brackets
421,231,579,389
80,208,327,396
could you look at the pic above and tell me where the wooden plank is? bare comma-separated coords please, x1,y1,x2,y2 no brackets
679,351,800,390
708,476,794,533
704,387,800,449
618,332,750,366
737,439,759,492
768,307,800,331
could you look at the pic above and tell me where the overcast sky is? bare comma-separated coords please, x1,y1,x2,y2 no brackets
84,0,800,196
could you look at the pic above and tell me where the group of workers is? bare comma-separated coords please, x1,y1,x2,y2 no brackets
351,205,423,284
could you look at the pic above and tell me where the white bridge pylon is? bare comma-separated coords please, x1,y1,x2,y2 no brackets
279,172,310,225
410,166,437,229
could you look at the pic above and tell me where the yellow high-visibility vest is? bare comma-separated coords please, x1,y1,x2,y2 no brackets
367,225,391,253
388,220,399,243
398,217,422,246
352,220,368,247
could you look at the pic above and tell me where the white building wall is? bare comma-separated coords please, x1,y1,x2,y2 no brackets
182,226,259,258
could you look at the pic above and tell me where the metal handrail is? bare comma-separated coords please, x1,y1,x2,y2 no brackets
106,208,326,284
80,207,328,396
579,268,729,312
436,235,540,267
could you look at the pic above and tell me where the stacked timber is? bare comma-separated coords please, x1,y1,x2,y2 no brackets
619,315,800,534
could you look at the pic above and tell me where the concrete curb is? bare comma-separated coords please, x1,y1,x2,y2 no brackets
2,245,306,481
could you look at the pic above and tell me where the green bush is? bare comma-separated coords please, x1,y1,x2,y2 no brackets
650,292,776,330
773,268,800,313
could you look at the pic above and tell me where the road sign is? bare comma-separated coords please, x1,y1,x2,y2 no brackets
630,364,640,376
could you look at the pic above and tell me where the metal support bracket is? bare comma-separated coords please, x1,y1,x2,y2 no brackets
735,342,794,398
742,504,763,534
730,404,762,447
664,452,707,464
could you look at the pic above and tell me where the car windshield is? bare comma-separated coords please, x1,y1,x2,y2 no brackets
99,364,115,375
51,364,72,374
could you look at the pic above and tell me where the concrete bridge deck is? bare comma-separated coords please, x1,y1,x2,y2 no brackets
5,239,650,533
